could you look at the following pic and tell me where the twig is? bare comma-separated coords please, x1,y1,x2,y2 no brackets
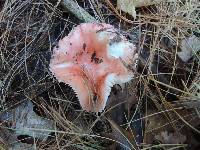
61,0,98,23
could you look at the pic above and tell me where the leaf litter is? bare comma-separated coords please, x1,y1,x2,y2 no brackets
0,0,200,149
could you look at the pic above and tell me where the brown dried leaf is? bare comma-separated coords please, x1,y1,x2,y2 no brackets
117,0,177,18
155,131,186,144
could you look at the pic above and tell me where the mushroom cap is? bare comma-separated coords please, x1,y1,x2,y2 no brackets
50,23,138,112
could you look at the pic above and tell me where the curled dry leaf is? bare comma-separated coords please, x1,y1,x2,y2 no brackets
117,0,176,18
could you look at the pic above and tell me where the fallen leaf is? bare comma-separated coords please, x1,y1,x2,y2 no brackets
155,131,186,144
117,0,176,18
0,128,35,150
103,118,140,150
117,0,137,18
0,100,54,141
178,35,200,62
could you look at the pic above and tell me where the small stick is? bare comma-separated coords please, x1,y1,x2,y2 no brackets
61,0,98,23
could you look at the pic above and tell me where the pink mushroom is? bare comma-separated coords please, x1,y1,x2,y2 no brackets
50,23,138,112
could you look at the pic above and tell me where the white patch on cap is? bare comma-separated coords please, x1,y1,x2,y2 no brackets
97,32,106,41
97,29,116,42
54,62,72,68
108,42,130,58
115,73,133,84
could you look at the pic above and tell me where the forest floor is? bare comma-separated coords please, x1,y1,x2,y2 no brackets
0,0,200,149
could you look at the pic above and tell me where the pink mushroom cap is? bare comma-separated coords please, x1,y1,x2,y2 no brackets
50,23,138,112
